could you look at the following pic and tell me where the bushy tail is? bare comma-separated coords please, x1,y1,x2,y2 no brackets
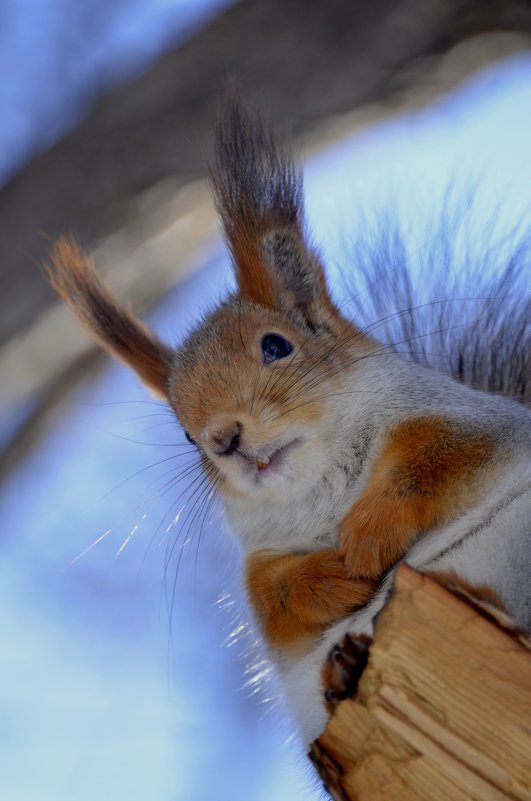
344,211,530,405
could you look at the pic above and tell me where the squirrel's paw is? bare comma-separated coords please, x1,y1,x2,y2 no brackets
301,549,378,621
246,549,378,651
322,632,372,713
340,535,390,580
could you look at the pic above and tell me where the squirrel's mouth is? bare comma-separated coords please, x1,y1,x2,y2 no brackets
248,439,300,478
214,437,302,484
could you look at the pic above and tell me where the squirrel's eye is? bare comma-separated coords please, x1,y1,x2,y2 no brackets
184,430,196,446
261,333,294,364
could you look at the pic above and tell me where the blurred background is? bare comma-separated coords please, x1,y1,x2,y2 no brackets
1,2,531,799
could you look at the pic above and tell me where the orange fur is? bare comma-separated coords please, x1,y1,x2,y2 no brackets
245,549,378,654
232,225,279,309
46,238,173,398
172,310,326,437
339,417,494,579
231,217,345,325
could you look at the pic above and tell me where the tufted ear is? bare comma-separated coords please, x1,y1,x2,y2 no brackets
46,238,173,399
210,88,338,326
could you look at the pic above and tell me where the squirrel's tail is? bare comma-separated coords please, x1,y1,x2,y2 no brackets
344,210,530,405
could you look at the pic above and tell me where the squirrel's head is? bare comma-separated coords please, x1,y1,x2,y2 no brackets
47,90,371,499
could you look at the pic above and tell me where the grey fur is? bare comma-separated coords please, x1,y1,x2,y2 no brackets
343,212,530,405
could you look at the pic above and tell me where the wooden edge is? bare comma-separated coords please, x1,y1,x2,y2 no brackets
310,566,531,801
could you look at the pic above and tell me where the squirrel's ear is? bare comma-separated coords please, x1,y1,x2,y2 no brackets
210,88,337,326
46,238,173,400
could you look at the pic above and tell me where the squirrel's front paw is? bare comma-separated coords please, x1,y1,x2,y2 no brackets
246,549,378,651
340,535,389,580
322,633,372,713
275,549,378,629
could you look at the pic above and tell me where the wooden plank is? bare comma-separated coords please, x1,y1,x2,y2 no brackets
312,567,531,801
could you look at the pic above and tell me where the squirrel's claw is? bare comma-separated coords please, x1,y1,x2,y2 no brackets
322,633,372,713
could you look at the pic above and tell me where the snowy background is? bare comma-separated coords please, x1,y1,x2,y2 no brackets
1,4,531,800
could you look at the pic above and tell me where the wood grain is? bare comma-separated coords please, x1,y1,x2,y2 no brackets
311,566,531,801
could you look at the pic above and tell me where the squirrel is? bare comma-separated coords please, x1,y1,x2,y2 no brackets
46,90,531,744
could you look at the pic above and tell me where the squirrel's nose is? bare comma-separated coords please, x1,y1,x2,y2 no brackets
210,421,241,456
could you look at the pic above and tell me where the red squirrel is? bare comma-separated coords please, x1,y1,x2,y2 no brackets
47,91,531,743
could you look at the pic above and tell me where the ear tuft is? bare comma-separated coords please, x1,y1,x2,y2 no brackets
46,237,173,399
210,86,303,308
210,86,337,325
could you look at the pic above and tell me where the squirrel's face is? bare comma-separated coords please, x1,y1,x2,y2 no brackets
169,300,353,498
45,93,372,503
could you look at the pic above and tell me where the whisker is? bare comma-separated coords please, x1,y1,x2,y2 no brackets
81,399,169,409
157,460,207,500
109,411,177,425
269,298,472,406
101,451,199,499
269,300,488,411
158,472,213,619
191,480,221,600
163,466,218,577
164,468,220,633
89,424,193,447
254,271,397,416
294,316,485,403
66,528,114,566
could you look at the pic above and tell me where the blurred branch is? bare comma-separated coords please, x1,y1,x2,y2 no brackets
2,0,531,345
0,179,215,472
